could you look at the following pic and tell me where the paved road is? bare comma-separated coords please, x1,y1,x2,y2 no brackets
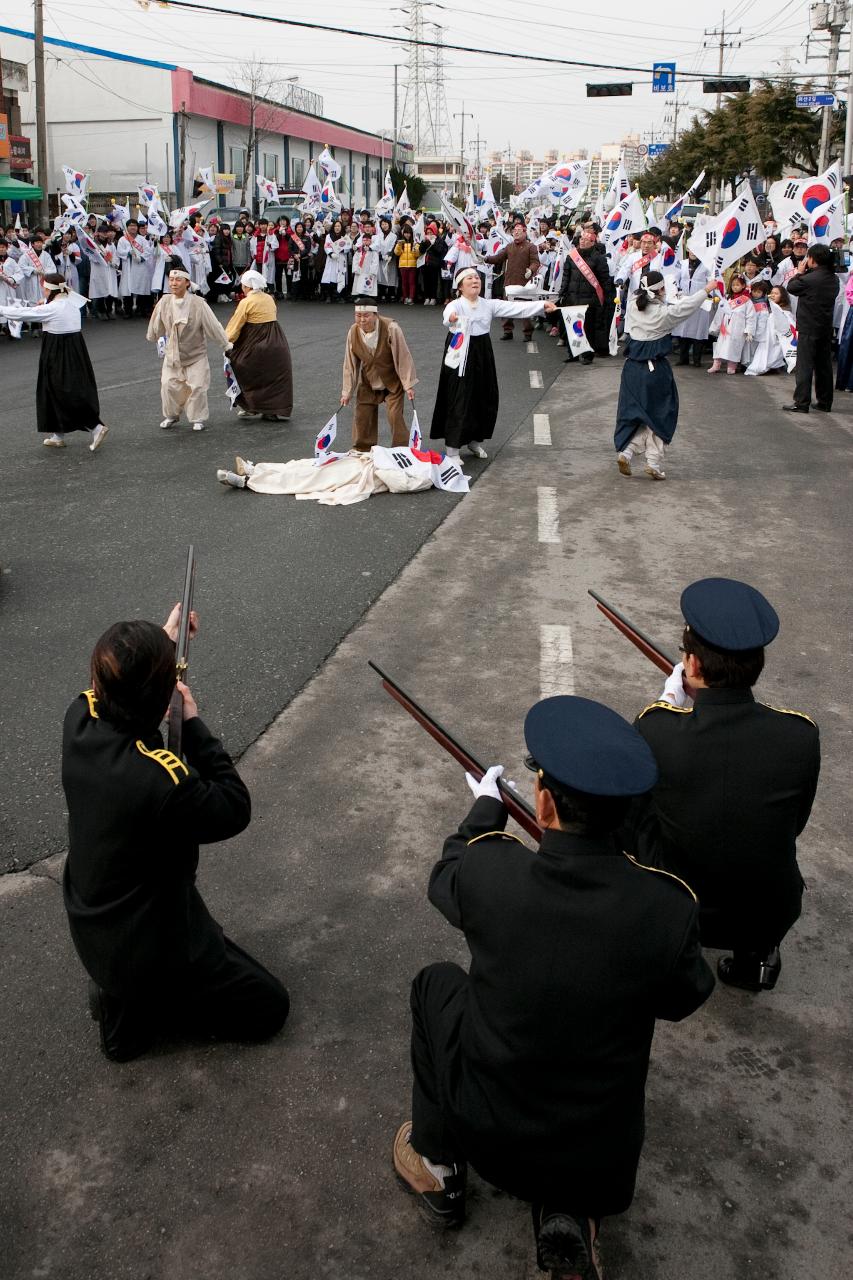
0,301,565,872
2,352,850,1279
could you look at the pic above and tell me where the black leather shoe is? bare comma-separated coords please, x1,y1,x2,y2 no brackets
500,332,513,341
537,1209,602,1279
782,404,809,413
812,403,832,412
717,948,781,992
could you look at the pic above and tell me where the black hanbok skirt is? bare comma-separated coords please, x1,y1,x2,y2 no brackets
36,331,101,434
230,321,293,417
430,333,498,447
614,338,679,451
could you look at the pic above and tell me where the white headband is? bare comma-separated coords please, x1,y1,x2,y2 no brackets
169,269,198,291
640,280,664,300
355,304,378,313
453,267,479,289
43,279,69,294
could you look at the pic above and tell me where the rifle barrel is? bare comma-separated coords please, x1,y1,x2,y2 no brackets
587,589,675,675
168,545,196,756
368,661,541,841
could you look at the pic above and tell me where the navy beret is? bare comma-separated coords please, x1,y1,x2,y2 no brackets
681,578,779,651
524,696,658,797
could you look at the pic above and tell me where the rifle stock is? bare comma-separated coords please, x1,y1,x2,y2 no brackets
167,545,196,756
368,661,542,842
587,589,675,675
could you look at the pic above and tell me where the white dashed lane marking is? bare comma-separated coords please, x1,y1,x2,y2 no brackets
529,369,544,389
540,625,575,697
533,413,552,446
537,486,560,544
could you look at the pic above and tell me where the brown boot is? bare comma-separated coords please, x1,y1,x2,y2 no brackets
392,1121,466,1228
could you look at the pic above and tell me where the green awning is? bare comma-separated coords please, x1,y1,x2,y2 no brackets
0,175,44,200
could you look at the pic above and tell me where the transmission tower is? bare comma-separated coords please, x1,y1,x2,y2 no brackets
399,2,454,155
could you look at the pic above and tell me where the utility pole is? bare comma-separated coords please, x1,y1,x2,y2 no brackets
473,127,483,187
664,96,680,142
704,12,742,213
393,65,398,167
34,0,49,225
844,9,853,178
453,103,473,198
179,100,187,204
813,3,848,171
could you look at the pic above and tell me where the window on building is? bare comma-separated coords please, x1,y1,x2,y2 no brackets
263,152,279,181
291,157,305,188
229,146,246,186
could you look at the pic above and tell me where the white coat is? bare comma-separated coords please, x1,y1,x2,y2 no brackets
673,261,712,341
118,234,153,296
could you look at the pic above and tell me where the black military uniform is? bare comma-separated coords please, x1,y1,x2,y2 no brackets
625,579,820,988
62,690,289,1060
395,695,714,1275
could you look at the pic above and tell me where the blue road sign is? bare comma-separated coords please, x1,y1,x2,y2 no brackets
648,143,670,156
796,92,836,108
652,62,676,94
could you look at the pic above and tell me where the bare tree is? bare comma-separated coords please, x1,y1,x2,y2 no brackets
232,58,286,210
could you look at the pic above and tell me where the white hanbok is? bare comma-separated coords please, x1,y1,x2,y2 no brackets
54,247,81,293
0,255,23,306
710,294,755,364
375,231,399,287
150,243,173,294
743,300,786,375
18,249,56,303
183,230,211,295
249,233,279,286
352,243,380,297
321,235,351,292
118,234,153,296
672,261,712,341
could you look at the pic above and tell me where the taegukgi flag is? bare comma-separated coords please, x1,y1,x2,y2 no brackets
768,162,841,232
809,194,845,243
62,165,89,199
318,147,342,183
687,186,763,276
314,414,338,459
560,305,593,358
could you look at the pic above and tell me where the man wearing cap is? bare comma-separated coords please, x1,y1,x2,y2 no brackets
783,242,839,414
340,305,418,452
626,578,820,992
146,268,232,432
393,696,714,1279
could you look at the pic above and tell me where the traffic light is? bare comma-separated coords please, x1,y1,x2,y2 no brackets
703,77,750,93
586,83,633,97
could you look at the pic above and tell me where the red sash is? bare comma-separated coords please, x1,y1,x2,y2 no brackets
630,252,654,275
730,292,751,308
567,246,604,305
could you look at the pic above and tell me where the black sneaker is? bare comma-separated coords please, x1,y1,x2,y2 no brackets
537,1209,604,1279
717,948,781,992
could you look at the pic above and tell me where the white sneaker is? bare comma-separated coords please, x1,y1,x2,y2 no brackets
160,417,178,430
217,469,246,488
466,442,488,459
617,452,632,476
43,433,66,448
192,421,206,432
89,423,109,452
237,409,262,419
234,456,256,477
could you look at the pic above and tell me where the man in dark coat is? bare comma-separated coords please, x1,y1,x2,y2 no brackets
783,242,840,413
393,696,713,1280
623,578,820,993
557,228,613,363
485,222,542,340
62,606,289,1061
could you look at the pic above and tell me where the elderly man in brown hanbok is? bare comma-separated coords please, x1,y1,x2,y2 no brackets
225,269,293,421
340,304,418,452
146,268,231,432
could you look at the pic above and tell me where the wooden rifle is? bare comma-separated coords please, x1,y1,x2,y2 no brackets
587,588,675,675
368,661,542,842
167,545,196,756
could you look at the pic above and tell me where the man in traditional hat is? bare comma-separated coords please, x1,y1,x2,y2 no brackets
340,304,418,451
146,267,232,432
392,696,714,1279
625,578,820,992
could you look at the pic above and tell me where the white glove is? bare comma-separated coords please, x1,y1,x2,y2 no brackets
659,662,693,708
465,764,504,801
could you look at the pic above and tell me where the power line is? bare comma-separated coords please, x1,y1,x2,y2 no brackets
140,0,820,81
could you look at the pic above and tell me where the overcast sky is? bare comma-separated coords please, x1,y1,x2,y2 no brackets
38,0,817,158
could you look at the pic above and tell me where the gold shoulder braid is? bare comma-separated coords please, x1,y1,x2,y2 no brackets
623,853,697,902
82,688,99,719
761,703,817,727
466,831,528,849
135,740,189,785
637,700,693,719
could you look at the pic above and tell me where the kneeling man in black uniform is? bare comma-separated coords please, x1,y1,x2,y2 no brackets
393,695,714,1280
625,578,820,992
62,606,289,1061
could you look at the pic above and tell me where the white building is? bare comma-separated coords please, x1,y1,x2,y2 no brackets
0,23,409,212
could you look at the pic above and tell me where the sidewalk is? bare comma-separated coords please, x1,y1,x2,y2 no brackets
1,352,850,1279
